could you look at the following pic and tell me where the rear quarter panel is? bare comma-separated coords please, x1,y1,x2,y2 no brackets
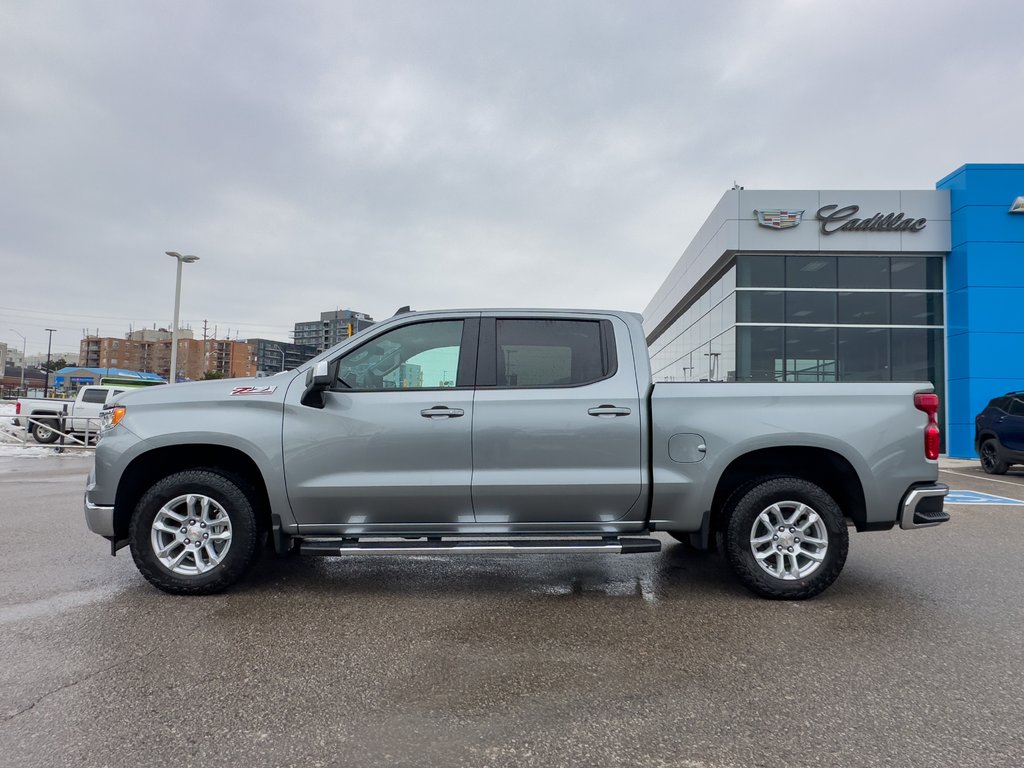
649,383,938,531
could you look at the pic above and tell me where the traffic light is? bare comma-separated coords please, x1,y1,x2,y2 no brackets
347,323,354,337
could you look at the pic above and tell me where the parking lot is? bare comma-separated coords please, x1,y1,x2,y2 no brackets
1,452,1022,768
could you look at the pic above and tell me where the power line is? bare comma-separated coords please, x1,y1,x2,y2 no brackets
0,304,297,332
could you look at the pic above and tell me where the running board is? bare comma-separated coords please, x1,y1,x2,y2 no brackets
299,537,661,556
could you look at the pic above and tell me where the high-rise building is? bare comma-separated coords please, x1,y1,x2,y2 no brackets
244,338,319,377
294,309,374,354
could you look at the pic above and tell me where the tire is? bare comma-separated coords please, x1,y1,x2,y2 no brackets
128,469,260,595
979,439,1008,475
723,476,849,600
32,419,59,444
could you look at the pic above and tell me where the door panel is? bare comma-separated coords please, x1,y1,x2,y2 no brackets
471,316,643,524
283,317,477,530
283,389,475,527
1003,398,1024,452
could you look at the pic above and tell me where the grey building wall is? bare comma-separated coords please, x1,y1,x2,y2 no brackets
643,189,951,342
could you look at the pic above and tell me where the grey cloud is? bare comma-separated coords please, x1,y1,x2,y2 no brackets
1,0,1022,355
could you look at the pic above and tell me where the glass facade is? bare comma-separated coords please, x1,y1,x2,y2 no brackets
650,254,945,398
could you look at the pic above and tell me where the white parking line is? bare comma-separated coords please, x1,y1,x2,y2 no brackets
940,468,1024,489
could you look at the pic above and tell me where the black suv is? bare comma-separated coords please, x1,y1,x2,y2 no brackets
975,392,1024,474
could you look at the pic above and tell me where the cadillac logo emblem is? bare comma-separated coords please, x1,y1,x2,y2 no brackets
754,209,804,229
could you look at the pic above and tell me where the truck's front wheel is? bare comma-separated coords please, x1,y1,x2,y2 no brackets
723,477,848,600
128,470,260,595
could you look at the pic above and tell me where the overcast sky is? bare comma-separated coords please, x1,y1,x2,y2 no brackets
2,0,1021,357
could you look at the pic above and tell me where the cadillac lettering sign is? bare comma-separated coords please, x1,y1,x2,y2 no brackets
754,209,804,229
816,204,927,235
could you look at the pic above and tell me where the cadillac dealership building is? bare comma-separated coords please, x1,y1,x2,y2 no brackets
643,164,1024,458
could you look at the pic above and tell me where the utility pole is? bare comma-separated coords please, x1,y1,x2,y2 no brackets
44,328,56,397
202,319,209,341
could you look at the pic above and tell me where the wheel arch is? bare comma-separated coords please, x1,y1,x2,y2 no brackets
709,446,868,535
976,431,1000,447
113,444,272,540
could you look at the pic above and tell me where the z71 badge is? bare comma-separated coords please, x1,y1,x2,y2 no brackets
230,386,277,396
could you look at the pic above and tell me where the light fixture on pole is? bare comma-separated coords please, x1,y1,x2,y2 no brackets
165,251,200,383
9,329,26,396
44,328,56,397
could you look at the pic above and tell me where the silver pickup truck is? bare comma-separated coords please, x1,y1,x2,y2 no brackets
84,308,948,599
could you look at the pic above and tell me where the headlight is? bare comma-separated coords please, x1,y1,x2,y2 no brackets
100,406,126,432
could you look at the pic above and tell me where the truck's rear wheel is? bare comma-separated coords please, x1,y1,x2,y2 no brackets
723,476,848,600
128,470,259,595
32,420,59,444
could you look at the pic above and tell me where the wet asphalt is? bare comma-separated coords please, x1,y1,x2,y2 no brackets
0,454,1023,768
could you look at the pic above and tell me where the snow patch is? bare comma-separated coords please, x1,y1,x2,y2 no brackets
0,444,58,458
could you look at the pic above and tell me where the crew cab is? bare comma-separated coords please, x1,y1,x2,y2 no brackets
84,309,948,599
16,385,129,444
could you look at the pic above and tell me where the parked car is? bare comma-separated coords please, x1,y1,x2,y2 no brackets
975,391,1024,474
84,308,948,600
15,386,129,444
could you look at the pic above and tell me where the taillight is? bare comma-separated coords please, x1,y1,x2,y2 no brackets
15,401,20,415
914,392,940,460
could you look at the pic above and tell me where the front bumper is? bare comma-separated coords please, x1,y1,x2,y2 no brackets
84,494,116,537
899,483,949,530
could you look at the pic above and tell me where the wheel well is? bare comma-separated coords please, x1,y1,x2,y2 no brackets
710,447,867,533
113,445,272,539
977,432,998,446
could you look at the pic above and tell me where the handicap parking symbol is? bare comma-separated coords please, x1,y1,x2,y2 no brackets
945,490,1024,505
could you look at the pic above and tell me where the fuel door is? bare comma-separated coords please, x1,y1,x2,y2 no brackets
668,433,707,463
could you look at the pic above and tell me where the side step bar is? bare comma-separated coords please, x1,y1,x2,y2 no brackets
299,537,661,557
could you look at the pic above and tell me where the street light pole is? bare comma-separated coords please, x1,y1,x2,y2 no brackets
9,329,26,395
44,328,56,397
165,251,200,383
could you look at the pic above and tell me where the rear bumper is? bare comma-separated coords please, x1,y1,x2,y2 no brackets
899,483,949,530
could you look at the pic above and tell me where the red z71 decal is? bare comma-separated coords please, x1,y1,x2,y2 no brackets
230,386,277,396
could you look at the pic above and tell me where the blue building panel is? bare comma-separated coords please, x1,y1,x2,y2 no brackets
945,242,1024,292
937,164,1024,211
938,163,1024,458
950,205,1024,247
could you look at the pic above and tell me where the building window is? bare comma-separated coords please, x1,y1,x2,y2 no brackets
785,256,837,289
838,256,890,289
785,292,836,324
736,326,784,382
837,292,890,324
837,328,890,381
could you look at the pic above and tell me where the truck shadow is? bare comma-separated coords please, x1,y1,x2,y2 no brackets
240,542,746,602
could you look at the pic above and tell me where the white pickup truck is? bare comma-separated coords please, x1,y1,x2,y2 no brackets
15,385,129,444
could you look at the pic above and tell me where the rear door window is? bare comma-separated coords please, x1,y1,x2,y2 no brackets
493,319,613,388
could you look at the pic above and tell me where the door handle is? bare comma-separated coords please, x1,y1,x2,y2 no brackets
588,404,631,417
421,406,465,419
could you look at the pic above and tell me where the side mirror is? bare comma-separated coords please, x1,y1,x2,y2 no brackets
301,360,332,408
312,360,331,387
